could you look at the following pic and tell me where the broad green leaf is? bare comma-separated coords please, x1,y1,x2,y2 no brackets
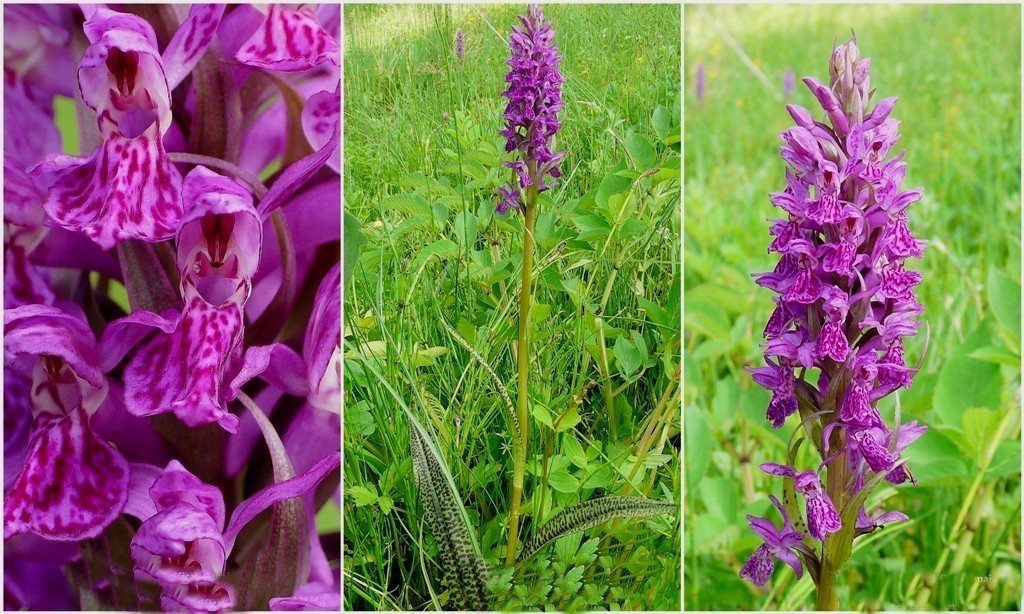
613,335,643,377
349,485,378,507
699,477,739,524
987,269,1021,341
933,325,1002,426
343,210,367,288
548,469,580,494
684,404,711,485
624,129,657,169
562,435,588,469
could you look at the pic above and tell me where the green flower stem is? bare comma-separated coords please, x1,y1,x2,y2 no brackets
506,187,537,565
595,317,618,440
815,557,840,611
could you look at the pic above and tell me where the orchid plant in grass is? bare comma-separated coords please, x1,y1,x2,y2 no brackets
4,4,340,611
743,35,927,609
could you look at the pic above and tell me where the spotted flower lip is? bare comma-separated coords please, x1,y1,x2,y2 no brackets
3,306,129,542
760,463,842,541
235,4,340,72
101,276,247,433
30,7,185,249
740,494,805,586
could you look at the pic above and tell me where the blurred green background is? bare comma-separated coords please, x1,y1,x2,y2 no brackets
684,4,1021,611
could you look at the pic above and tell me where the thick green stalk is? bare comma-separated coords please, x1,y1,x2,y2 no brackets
816,559,839,611
595,317,618,439
506,189,537,564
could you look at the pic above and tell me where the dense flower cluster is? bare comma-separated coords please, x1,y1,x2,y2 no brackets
497,3,565,214
742,36,926,585
4,4,340,611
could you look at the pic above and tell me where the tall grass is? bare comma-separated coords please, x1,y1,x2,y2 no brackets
344,4,681,610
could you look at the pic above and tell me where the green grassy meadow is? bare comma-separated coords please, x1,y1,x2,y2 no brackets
344,4,681,611
684,4,1021,611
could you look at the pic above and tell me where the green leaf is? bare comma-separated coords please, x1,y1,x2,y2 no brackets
613,335,643,377
380,193,431,216
343,211,367,288
962,407,1006,468
987,269,1021,340
933,325,1002,426
562,435,588,469
596,164,631,211
652,105,673,140
555,406,581,433
548,469,580,494
453,210,478,247
518,496,676,561
349,484,378,507
408,417,491,610
699,477,739,524
344,400,376,437
624,130,657,169
684,405,711,485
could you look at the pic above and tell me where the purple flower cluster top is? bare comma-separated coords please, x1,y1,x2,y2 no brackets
4,4,340,611
742,37,927,586
497,4,566,214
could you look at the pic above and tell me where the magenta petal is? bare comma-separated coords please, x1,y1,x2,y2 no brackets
283,404,341,477
257,117,340,216
131,504,226,586
269,581,340,611
162,4,226,91
30,130,184,249
303,264,340,413
224,452,341,549
3,534,77,611
78,9,172,136
229,343,310,399
30,226,122,279
124,463,163,522
5,234,55,308
301,86,340,173
235,5,340,72
97,308,178,372
4,407,129,541
150,460,226,529
4,305,107,396
121,287,245,433
160,580,236,613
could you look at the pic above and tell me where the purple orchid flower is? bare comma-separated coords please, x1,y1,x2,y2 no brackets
3,305,129,541
99,167,263,433
739,495,805,586
744,36,926,600
761,463,842,541
4,5,340,610
30,8,185,249
455,29,465,60
497,3,565,214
